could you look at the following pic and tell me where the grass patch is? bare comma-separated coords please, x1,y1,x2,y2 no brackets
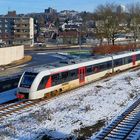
68,50,90,55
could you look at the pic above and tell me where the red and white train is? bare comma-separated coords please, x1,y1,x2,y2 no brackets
17,50,140,100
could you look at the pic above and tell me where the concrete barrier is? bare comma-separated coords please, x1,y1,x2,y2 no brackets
0,45,24,66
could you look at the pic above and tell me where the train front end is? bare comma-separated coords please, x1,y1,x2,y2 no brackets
17,72,38,99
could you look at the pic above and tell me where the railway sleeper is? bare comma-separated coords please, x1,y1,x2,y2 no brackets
112,128,130,133
127,112,140,117
125,117,140,122
100,126,118,133
118,121,137,126
120,121,138,125
125,115,140,120
106,120,123,128
110,131,127,136
125,119,140,124
106,134,125,139
115,126,132,131
117,125,134,130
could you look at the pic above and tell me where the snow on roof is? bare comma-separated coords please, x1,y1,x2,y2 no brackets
1,65,140,139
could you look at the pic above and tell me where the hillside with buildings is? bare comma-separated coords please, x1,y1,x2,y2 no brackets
0,3,140,48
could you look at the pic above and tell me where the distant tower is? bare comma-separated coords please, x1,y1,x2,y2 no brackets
44,7,56,14
7,11,16,17
117,5,126,14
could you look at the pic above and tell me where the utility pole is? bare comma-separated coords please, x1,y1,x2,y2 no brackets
79,25,82,53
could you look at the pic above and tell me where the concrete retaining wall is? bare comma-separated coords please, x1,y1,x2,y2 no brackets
0,45,24,66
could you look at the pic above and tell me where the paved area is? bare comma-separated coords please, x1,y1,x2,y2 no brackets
0,55,32,78
0,50,92,78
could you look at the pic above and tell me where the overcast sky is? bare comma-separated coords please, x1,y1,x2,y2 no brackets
0,0,139,14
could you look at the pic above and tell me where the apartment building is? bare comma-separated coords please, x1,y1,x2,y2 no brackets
0,16,34,46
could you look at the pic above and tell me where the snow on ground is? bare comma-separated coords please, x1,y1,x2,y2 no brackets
0,70,140,140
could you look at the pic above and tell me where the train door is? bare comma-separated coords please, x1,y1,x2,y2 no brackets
132,54,136,66
78,67,86,84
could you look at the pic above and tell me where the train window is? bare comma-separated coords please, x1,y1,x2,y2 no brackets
62,72,68,79
52,74,59,81
122,57,125,64
93,65,99,73
124,57,128,64
99,63,107,71
52,74,60,86
122,56,131,64
137,54,140,60
70,69,78,80
114,59,123,67
128,56,132,63
38,76,49,90
61,71,69,83
86,66,92,75
20,72,38,88
107,61,112,69
70,70,76,77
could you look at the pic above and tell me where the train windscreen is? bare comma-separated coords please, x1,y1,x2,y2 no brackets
20,72,38,88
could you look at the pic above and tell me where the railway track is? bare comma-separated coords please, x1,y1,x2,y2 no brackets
0,99,41,120
95,97,140,140
0,91,72,121
1,64,140,125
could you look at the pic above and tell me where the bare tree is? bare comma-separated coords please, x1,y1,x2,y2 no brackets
127,2,140,45
94,3,126,45
80,11,95,38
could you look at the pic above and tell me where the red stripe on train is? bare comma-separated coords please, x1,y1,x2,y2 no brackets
45,76,52,88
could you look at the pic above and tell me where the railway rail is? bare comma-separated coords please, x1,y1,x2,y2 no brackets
0,99,41,120
0,91,71,121
95,97,140,140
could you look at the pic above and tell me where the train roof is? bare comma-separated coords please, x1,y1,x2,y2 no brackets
26,50,140,74
112,50,140,59
27,54,110,73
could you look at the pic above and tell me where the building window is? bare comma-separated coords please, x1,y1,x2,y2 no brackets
5,19,8,23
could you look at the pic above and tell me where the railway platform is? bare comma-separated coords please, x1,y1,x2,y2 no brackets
94,97,140,140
